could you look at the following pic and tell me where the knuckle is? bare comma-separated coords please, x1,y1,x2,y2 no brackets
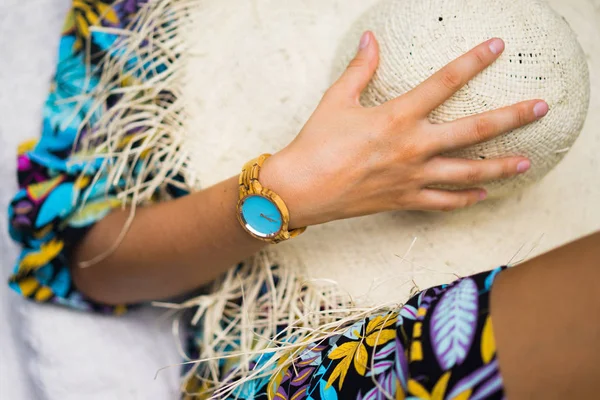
461,196,472,209
389,102,411,121
472,48,488,67
438,127,454,147
515,104,530,126
321,87,342,106
407,167,425,184
441,203,459,212
392,194,409,210
500,163,514,179
401,138,426,160
473,117,494,141
439,68,463,91
465,166,482,183
378,107,414,135
347,56,366,70
380,111,399,130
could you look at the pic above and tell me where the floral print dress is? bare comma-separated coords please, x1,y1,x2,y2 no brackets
7,1,507,398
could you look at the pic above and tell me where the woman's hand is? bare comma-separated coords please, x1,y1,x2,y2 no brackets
261,32,549,229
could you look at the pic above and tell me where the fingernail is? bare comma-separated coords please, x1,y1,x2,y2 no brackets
488,38,505,55
359,31,371,50
533,101,549,118
479,190,488,201
517,160,531,173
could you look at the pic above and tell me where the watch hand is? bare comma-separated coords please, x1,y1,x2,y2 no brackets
260,213,278,223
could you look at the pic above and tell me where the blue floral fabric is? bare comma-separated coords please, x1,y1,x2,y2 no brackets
7,0,155,313
7,1,507,399
182,267,506,400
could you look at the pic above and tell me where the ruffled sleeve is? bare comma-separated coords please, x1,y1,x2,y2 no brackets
8,141,125,313
7,28,124,312
7,0,168,314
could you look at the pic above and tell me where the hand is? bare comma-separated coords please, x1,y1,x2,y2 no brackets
261,32,549,229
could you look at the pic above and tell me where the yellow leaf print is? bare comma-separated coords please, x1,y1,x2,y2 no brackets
63,10,76,34
395,378,406,400
114,305,127,316
431,372,451,400
17,139,37,155
405,372,451,400
448,389,473,400
84,7,100,27
327,340,368,389
34,286,54,302
326,355,352,390
19,239,64,273
328,342,358,360
74,175,90,189
481,315,496,364
68,198,121,227
407,379,430,399
18,277,40,297
366,313,398,335
366,329,396,347
71,0,120,41
410,341,423,362
121,75,139,87
27,175,64,201
354,343,368,376
96,2,119,24
413,322,423,338
183,375,213,400
267,353,292,400
33,224,54,240
76,13,90,37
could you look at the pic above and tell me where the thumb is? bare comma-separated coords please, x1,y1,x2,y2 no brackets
333,31,379,104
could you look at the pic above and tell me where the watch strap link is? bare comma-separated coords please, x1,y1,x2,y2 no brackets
238,154,271,197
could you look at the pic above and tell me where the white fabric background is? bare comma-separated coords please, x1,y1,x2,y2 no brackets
1,2,71,398
1,0,599,399
0,1,180,399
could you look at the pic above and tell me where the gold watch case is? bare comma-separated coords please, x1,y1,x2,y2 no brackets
237,154,306,244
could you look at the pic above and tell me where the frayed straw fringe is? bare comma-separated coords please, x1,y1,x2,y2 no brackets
68,0,406,397
73,0,199,267
153,250,404,399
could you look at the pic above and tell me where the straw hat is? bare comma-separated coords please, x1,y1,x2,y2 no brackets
334,0,590,197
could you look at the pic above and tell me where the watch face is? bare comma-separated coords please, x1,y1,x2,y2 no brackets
239,195,283,238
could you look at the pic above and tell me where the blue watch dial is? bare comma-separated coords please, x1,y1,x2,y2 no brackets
240,195,283,237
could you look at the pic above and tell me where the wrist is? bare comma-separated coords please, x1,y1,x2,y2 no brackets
259,150,322,229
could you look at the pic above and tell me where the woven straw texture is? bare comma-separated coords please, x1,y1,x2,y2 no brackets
334,0,590,197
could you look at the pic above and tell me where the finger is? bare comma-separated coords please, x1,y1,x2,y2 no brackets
412,188,487,212
423,156,531,186
430,100,548,153
329,31,380,104
395,38,505,116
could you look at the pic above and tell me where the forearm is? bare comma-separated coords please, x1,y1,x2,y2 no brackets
491,231,600,399
71,175,267,305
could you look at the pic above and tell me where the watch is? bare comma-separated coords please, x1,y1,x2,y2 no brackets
237,154,307,243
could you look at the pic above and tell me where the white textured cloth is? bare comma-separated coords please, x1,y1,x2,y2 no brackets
0,1,180,399
183,0,599,306
334,0,590,197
